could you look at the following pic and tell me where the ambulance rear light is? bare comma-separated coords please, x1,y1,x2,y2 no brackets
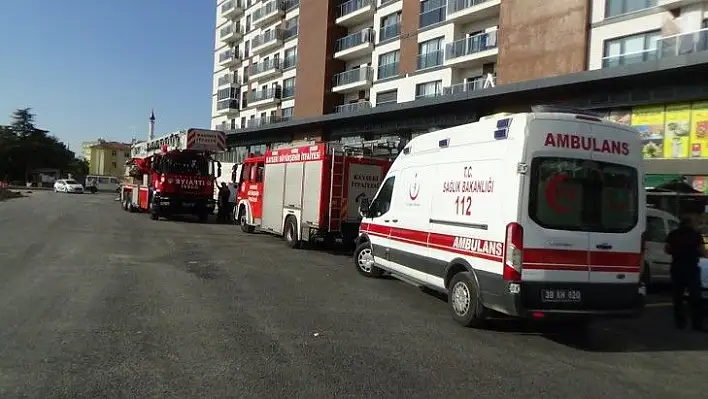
503,222,524,281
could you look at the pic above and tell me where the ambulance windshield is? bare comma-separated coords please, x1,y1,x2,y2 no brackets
160,153,209,176
528,157,638,233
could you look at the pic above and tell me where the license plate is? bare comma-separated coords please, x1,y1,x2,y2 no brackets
541,289,582,303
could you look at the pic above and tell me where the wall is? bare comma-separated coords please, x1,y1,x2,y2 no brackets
496,0,590,84
293,0,344,117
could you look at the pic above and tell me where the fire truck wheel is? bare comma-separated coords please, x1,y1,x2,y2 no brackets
239,207,255,233
150,210,159,220
198,211,209,223
448,271,486,328
283,217,300,249
354,242,383,278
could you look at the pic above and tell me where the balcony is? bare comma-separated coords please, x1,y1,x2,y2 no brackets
216,99,240,116
332,67,373,93
218,49,242,68
219,22,244,43
283,54,298,69
657,27,708,59
379,22,400,42
443,74,495,95
247,86,282,108
253,1,286,28
336,0,375,27
247,115,286,128
444,31,498,67
248,58,283,81
252,28,285,55
335,101,372,113
446,0,500,24
334,28,375,60
220,0,244,19
283,23,299,40
283,0,300,10
217,73,241,89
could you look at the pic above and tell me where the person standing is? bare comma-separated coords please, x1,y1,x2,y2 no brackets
664,215,706,331
217,182,230,223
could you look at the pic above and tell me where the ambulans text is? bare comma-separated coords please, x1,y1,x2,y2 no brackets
451,237,503,257
544,133,630,156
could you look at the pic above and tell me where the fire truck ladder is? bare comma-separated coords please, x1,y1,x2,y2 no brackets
328,147,346,232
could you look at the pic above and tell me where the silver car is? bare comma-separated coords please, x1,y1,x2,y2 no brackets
54,179,84,193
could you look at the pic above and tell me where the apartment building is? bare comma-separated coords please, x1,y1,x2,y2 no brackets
589,0,708,70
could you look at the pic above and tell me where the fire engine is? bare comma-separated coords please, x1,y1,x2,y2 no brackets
120,128,226,222
234,142,392,248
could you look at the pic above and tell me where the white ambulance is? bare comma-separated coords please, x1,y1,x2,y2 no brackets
354,106,646,327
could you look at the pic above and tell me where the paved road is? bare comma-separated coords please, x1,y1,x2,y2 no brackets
1,191,707,398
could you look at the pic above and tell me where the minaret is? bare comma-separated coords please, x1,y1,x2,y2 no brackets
148,110,156,140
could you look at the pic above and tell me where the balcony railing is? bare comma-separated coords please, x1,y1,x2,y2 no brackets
247,115,286,128
417,50,444,70
219,49,241,63
283,0,300,10
658,27,708,58
377,61,399,79
336,101,372,113
445,31,498,60
601,48,657,68
248,86,282,103
379,22,400,42
336,28,375,52
249,58,282,75
217,73,240,86
282,84,296,98
217,99,239,111
283,24,299,40
420,0,446,28
447,0,492,14
253,1,285,24
333,67,373,87
443,75,495,95
337,0,372,18
252,28,285,48
220,23,243,39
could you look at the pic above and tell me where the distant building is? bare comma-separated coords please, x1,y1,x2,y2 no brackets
82,139,132,177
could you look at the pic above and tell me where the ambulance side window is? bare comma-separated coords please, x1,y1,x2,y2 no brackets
369,176,395,217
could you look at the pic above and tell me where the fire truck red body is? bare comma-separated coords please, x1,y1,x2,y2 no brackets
120,128,225,222
235,143,391,247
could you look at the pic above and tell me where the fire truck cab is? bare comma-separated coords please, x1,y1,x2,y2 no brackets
121,128,226,222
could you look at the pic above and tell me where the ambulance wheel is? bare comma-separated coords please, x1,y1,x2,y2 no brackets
448,272,486,328
354,242,383,278
283,217,300,249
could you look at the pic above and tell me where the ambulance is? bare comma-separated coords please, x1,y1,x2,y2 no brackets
354,105,646,327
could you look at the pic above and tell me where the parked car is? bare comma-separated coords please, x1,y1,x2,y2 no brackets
85,175,121,193
643,208,679,286
54,179,84,193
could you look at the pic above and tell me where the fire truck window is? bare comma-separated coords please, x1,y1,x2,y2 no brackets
256,165,264,182
241,165,251,182
250,165,257,181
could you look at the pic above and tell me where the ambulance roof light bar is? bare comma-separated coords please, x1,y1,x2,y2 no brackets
531,105,603,119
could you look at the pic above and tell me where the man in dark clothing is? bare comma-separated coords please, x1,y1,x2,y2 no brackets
664,215,706,331
217,183,231,223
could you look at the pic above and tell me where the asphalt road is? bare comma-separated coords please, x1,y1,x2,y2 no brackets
1,190,707,398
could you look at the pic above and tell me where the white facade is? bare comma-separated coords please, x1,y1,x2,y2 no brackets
588,0,708,70
346,0,501,109
212,0,300,131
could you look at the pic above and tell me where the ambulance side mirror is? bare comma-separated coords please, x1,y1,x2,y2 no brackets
358,198,371,217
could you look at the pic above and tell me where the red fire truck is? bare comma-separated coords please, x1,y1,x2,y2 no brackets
121,128,225,222
235,143,392,248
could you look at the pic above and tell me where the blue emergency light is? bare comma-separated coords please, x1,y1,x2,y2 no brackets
494,118,511,139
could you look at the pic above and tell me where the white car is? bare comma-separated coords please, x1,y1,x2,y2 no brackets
54,179,84,193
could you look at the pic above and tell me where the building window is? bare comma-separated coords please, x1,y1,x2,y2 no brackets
415,80,442,99
417,37,444,70
124,152,130,157
284,47,297,69
605,0,657,18
284,16,299,39
283,77,296,98
377,89,398,105
282,107,294,120
111,150,117,156
111,162,117,168
377,50,400,79
379,11,401,42
241,117,246,128
420,0,446,28
602,30,660,68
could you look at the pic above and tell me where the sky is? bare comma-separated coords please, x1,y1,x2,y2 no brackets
0,0,216,155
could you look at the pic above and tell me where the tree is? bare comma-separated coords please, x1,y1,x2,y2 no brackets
0,108,83,184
